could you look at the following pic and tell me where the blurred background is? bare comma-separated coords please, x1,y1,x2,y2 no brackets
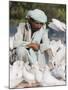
9,1,66,43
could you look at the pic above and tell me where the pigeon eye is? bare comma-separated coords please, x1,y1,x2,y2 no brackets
54,62,56,66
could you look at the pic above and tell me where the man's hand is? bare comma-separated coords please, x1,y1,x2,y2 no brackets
27,43,40,51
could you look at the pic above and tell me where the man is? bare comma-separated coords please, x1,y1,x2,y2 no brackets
13,9,50,66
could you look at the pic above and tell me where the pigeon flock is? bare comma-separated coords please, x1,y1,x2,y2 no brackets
9,19,66,88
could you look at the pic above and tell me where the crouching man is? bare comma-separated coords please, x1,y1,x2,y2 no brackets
13,9,50,66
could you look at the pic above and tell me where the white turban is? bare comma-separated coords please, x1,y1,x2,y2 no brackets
26,9,47,23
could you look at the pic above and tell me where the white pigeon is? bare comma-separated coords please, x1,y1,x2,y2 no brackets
47,40,65,67
10,60,24,88
22,63,35,86
51,42,65,68
48,22,60,31
51,52,65,81
51,65,65,80
49,40,62,56
40,65,65,86
31,63,43,83
48,18,66,32
52,18,66,31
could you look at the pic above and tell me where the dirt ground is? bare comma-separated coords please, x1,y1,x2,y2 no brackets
16,82,40,88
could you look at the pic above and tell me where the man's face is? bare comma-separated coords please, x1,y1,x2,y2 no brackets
28,17,43,31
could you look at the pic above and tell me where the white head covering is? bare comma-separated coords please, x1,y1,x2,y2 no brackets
26,9,47,23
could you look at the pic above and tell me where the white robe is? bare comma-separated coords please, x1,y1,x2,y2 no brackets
13,23,50,65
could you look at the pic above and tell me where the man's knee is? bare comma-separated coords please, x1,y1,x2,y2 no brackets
16,47,28,60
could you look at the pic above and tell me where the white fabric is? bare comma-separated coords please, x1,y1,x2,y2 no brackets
13,23,50,65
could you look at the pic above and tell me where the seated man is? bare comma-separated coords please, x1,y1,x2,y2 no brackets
13,9,50,66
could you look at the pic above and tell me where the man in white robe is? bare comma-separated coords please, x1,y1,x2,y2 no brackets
13,9,50,66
